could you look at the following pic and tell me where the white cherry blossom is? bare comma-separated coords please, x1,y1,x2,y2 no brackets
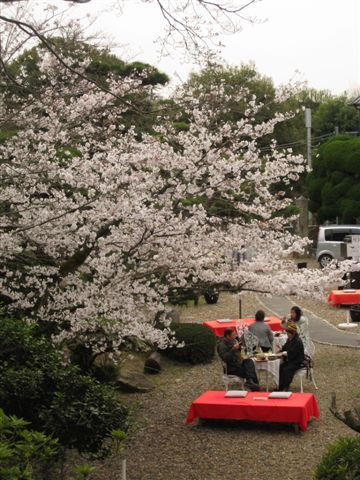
0,51,350,356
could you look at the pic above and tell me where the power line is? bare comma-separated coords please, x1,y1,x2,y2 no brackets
259,132,336,152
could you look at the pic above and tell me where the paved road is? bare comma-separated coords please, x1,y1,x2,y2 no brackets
257,295,360,349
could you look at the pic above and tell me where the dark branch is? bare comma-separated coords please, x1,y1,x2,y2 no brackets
330,392,360,433
0,1,91,2
0,13,140,112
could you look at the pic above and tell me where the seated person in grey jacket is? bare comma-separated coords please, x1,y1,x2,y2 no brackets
217,328,260,391
248,309,274,353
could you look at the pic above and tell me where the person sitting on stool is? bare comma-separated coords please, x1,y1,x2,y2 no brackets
217,328,260,392
278,322,305,391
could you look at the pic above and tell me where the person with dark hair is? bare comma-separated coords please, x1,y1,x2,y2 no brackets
217,328,260,391
278,322,305,391
281,305,310,355
248,309,274,352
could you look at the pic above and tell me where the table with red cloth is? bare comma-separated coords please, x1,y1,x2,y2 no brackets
327,289,360,306
202,317,283,337
186,391,320,431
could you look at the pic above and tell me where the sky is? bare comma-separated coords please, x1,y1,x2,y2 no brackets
32,0,360,95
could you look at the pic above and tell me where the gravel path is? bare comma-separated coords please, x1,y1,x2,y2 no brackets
91,292,360,480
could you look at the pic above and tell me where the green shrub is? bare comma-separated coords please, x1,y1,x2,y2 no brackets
92,362,119,384
313,435,360,480
42,371,128,456
0,408,58,480
0,317,60,422
0,316,128,457
164,323,216,364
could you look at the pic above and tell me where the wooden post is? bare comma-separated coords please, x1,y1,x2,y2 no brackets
239,296,242,318
122,458,126,480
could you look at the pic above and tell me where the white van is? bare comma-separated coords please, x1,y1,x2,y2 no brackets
316,225,360,267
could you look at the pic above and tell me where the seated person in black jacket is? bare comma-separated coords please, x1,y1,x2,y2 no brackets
217,328,260,391
278,322,305,391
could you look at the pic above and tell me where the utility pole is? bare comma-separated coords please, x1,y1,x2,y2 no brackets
305,108,312,227
305,108,312,169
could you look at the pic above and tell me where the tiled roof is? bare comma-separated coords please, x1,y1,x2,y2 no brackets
349,96,360,107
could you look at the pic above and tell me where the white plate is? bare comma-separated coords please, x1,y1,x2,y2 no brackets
268,391,292,399
217,319,232,323
343,289,356,293
225,390,248,398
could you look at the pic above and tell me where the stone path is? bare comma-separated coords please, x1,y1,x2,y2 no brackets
258,295,360,349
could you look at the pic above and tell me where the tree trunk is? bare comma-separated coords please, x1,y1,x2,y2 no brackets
330,392,360,433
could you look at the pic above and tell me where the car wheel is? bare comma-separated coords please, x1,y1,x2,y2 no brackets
319,254,334,268
204,291,219,304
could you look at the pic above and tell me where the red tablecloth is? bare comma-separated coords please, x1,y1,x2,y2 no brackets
202,317,283,337
327,290,360,306
186,390,320,431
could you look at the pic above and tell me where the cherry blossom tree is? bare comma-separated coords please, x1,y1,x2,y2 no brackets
0,44,350,358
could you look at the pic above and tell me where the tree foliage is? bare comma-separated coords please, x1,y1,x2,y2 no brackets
5,36,169,90
312,96,359,138
187,63,276,122
185,62,313,202
307,135,360,223
2,37,169,136
186,62,306,149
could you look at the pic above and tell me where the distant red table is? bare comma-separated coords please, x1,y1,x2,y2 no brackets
202,317,283,337
327,289,360,306
186,391,320,432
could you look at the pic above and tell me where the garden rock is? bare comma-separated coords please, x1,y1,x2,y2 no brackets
116,355,154,393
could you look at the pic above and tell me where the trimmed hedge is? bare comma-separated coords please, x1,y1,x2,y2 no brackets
307,136,360,223
164,322,216,364
313,436,360,480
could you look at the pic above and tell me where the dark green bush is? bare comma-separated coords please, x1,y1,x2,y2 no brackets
0,316,128,457
313,435,360,480
92,362,119,384
41,371,128,456
0,317,60,422
164,322,216,364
